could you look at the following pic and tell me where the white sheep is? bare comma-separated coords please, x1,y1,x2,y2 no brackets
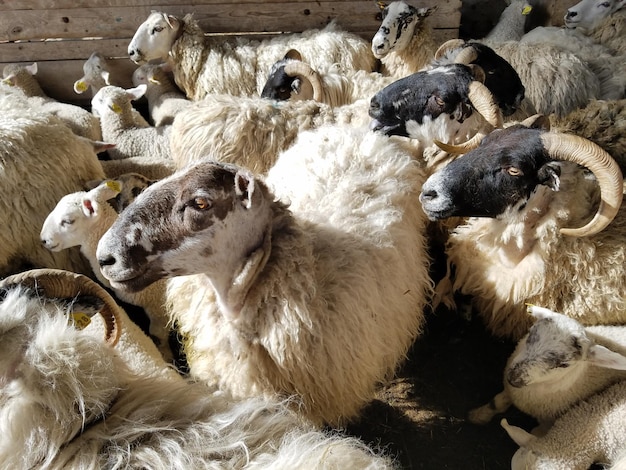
170,93,371,172
484,0,537,42
40,177,173,360
564,0,626,30
420,120,625,340
0,269,394,469
127,11,376,100
370,2,438,78
0,102,105,278
260,49,397,107
96,125,433,427
90,84,174,166
131,63,191,126
501,378,626,469
2,62,102,141
469,305,626,432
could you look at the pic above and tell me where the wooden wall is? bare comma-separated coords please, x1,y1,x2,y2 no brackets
0,0,462,105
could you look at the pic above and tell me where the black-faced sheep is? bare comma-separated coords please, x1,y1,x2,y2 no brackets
127,11,376,100
420,119,624,340
0,269,395,469
96,125,433,427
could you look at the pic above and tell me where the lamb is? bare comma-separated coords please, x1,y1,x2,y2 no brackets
90,84,174,170
96,125,433,427
370,2,438,78
40,177,173,360
419,117,625,340
131,63,190,126
501,379,626,469
0,103,105,278
469,305,626,431
2,62,102,141
170,93,371,172
0,268,395,469
127,11,376,100
260,49,397,107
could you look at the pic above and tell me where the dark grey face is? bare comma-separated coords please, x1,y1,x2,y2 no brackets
261,59,296,101
368,64,475,137
419,126,559,220
434,42,525,117
97,162,243,292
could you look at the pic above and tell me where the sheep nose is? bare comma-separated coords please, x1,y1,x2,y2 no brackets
419,189,438,203
565,10,577,20
98,254,117,268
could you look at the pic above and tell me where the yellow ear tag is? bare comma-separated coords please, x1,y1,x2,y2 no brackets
75,80,88,92
149,77,161,85
71,312,92,330
105,180,122,193
2,78,14,86
522,5,533,15
110,103,122,114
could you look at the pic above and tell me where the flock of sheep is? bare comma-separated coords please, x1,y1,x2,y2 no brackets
0,0,625,468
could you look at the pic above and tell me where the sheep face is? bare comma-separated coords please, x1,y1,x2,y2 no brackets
260,56,304,101
369,64,477,144
97,161,274,293
564,0,626,29
40,191,94,251
505,313,591,388
128,11,182,64
91,84,146,118
419,126,559,220
74,52,111,94
371,2,432,58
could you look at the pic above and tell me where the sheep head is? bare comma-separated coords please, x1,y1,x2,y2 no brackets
128,11,182,64
564,0,626,29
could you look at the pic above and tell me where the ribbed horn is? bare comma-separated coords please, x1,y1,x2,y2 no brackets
453,46,479,66
434,81,503,154
541,133,623,237
0,269,122,346
283,61,324,102
434,39,466,60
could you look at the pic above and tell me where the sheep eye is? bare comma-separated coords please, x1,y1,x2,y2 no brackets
61,219,74,227
506,167,523,176
192,197,211,210
151,25,164,35
599,2,610,7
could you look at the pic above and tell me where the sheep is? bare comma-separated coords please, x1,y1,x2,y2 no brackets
0,268,395,469
2,62,102,141
90,84,174,167
368,63,504,157
483,0,541,42
564,0,626,30
501,379,626,469
170,93,371,172
260,49,397,107
0,103,106,278
127,11,376,100
469,305,626,431
370,2,438,78
419,118,625,340
96,125,433,427
549,98,626,174
131,63,191,126
40,177,173,360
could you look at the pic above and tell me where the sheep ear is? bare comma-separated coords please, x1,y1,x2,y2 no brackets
164,14,179,30
82,198,96,217
537,162,561,192
127,84,147,100
102,70,111,85
526,304,560,321
234,170,259,209
417,6,436,18
500,419,536,447
26,62,38,75
588,345,626,370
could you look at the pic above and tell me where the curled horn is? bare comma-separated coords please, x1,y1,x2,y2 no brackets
0,269,122,346
434,39,467,60
541,133,623,237
434,79,503,154
283,61,324,102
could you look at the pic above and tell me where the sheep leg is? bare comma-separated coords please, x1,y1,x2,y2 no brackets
468,390,512,424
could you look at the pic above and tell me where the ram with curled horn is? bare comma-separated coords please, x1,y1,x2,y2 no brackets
369,62,503,154
419,119,625,341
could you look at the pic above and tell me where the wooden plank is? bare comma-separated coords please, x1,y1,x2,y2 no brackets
0,1,460,41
